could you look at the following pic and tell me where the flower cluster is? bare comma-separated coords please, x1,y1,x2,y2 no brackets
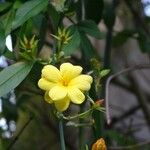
38,63,93,111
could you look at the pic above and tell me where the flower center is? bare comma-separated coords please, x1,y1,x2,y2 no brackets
60,78,69,87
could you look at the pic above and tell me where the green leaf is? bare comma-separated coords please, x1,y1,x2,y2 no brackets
100,69,110,77
113,30,135,47
0,139,4,150
47,4,61,32
0,62,33,97
105,130,137,146
138,32,150,53
3,50,15,60
63,26,81,56
78,20,105,39
0,2,12,12
3,9,15,35
80,33,97,60
84,0,103,23
0,22,6,54
12,0,49,30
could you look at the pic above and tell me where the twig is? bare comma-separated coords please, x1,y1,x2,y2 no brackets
66,16,76,24
108,140,150,150
109,78,150,126
129,76,150,127
124,0,150,37
105,64,150,124
7,116,33,150
109,105,140,127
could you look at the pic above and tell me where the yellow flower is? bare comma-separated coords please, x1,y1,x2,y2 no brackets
92,138,107,150
38,63,93,111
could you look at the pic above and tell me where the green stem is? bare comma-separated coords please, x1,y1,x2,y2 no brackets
79,103,84,150
63,109,93,120
59,119,66,150
103,26,113,69
57,41,62,53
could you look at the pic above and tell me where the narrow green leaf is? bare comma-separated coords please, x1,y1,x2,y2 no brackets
100,69,110,77
95,107,105,113
0,2,12,12
63,26,81,56
0,62,33,97
12,0,49,30
78,20,105,39
78,110,92,119
85,144,89,150
3,9,15,35
0,22,6,54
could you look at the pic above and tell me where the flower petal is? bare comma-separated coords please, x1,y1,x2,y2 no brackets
54,97,70,112
42,65,61,82
60,63,82,81
69,75,93,91
49,86,67,101
38,78,56,90
44,91,53,104
68,88,85,104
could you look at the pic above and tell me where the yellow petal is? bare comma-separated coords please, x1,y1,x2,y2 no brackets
68,88,85,104
54,97,70,112
42,65,61,82
73,82,91,91
60,63,82,81
69,75,93,91
38,78,56,90
49,86,67,101
44,91,53,104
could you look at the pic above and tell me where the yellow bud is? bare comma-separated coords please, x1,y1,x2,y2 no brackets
51,28,72,44
90,58,101,70
20,35,38,51
95,99,104,107
92,138,107,150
